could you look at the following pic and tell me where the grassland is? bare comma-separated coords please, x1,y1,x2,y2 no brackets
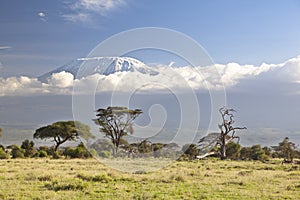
0,158,299,199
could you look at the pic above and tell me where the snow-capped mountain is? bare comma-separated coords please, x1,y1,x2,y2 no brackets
38,57,158,82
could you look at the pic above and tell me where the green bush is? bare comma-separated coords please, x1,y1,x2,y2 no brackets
63,143,92,159
37,146,61,159
63,147,76,158
250,145,266,161
10,145,25,159
226,142,241,160
99,150,111,158
0,148,9,159
88,148,97,157
37,150,48,158
21,139,36,158
52,151,61,159
240,147,251,160
0,144,5,151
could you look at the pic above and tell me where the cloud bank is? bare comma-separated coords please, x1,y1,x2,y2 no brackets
1,55,300,96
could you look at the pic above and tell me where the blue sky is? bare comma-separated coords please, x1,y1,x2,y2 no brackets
1,0,300,77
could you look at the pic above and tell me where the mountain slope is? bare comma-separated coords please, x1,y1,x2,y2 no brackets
38,57,158,82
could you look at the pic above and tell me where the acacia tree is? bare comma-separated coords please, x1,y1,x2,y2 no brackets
273,137,297,162
34,121,93,152
93,106,142,156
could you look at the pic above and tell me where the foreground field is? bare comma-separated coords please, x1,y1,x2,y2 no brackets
0,158,299,199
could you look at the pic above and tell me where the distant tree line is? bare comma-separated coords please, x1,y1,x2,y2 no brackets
0,136,299,163
0,139,93,159
0,106,299,163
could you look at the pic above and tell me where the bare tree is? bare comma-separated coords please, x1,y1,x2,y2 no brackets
197,107,246,159
218,107,247,159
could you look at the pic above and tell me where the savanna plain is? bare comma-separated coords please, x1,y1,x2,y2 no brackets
0,158,299,199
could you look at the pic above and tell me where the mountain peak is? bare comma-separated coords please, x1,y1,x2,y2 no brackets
38,56,159,82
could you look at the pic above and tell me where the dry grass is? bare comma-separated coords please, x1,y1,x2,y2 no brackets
0,158,299,199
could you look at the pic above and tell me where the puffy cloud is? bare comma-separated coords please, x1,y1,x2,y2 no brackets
0,72,74,96
272,55,300,83
0,76,46,96
1,56,300,96
47,71,74,88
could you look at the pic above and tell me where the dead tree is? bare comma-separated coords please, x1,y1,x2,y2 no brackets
218,107,246,160
197,107,246,159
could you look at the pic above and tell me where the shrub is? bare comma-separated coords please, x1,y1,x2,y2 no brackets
21,139,36,157
63,147,77,158
99,150,111,158
240,147,251,160
38,146,51,154
37,150,48,158
226,142,241,160
0,148,9,159
63,143,92,159
75,143,92,158
52,151,61,159
250,144,269,161
10,145,25,159
0,144,5,151
88,148,97,157
181,144,199,160
262,146,273,157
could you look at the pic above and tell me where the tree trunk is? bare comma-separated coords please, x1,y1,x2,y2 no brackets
115,146,119,157
54,143,59,152
112,144,119,157
220,135,227,160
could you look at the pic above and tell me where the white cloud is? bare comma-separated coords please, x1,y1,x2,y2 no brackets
272,55,300,83
0,72,74,96
38,12,46,17
62,13,91,23
38,12,47,21
1,55,300,96
73,0,125,14
63,0,126,22
0,46,11,50
47,71,74,88
0,76,46,96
